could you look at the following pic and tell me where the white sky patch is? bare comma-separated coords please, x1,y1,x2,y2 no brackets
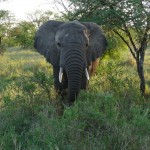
0,0,58,20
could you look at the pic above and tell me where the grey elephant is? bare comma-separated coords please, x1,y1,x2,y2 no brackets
34,20,107,105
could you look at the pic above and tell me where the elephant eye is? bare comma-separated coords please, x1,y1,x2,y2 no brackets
57,42,61,47
86,43,89,47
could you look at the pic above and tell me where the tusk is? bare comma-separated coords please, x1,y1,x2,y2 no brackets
59,67,63,83
85,68,90,80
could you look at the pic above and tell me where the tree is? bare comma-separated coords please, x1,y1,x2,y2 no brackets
60,0,150,95
10,21,35,48
27,10,55,29
0,10,15,53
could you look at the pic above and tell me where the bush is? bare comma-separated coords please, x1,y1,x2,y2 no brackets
0,44,6,55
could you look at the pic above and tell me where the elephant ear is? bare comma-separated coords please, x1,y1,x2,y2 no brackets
34,20,64,66
82,22,107,65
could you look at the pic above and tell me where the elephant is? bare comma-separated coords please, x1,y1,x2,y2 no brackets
34,20,107,105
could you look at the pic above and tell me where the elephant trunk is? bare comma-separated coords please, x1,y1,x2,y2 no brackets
65,49,84,105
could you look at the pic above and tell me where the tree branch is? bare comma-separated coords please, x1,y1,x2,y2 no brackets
123,24,137,52
113,29,137,59
55,0,70,14
139,24,150,52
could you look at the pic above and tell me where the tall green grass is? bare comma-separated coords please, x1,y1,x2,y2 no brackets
0,47,149,150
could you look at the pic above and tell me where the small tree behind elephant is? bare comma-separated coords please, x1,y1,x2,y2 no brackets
0,36,5,55
34,20,107,105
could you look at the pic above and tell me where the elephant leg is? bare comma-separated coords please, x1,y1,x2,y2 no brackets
88,58,100,76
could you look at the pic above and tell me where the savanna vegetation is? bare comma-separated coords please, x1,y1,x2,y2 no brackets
0,0,150,149
0,47,150,149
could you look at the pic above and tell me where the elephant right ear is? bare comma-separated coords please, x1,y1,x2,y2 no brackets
82,22,107,65
34,20,64,66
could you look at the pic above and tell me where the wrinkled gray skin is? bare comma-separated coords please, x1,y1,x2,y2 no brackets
34,20,107,105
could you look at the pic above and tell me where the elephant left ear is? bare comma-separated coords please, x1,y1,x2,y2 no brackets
82,22,107,65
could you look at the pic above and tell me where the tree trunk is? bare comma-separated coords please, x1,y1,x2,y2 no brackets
136,50,145,95
0,36,2,55
0,36,1,45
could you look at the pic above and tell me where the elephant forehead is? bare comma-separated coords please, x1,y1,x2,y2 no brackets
59,21,86,30
64,32,84,42
55,30,79,41
64,33,69,37
55,29,69,38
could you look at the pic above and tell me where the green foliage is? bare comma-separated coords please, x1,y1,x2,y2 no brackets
0,10,15,47
0,43,6,55
0,10,14,34
104,28,128,54
66,0,149,28
0,9,62,49
0,48,150,149
10,21,35,48
64,0,149,51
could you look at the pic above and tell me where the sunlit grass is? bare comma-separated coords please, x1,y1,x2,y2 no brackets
0,48,54,108
0,48,52,82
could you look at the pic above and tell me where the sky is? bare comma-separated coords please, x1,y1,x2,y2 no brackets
0,0,62,20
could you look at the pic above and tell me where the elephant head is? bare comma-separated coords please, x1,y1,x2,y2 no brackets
34,20,107,105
